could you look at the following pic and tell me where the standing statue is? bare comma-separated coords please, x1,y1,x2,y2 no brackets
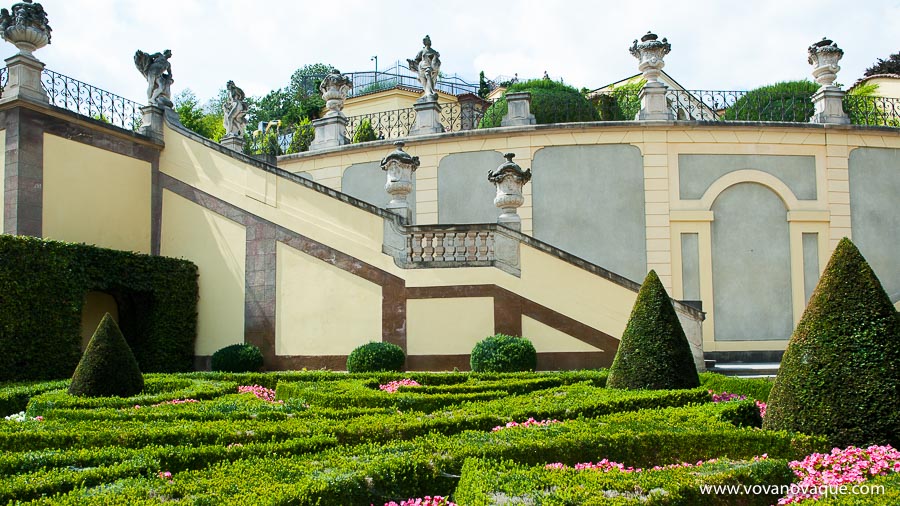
222,80,249,137
134,49,174,108
0,0,52,56
407,35,441,102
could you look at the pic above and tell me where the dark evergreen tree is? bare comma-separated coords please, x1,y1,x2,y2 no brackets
68,313,144,398
607,270,699,390
764,238,900,447
864,51,900,76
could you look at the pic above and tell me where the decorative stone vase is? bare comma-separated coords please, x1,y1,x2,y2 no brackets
808,37,843,88
381,141,420,221
488,153,532,228
629,31,670,82
320,71,352,118
0,0,51,57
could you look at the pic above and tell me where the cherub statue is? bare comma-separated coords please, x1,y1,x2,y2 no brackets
407,35,441,102
223,80,249,137
134,49,174,108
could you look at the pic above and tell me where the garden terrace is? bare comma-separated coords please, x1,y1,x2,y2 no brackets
1,371,870,505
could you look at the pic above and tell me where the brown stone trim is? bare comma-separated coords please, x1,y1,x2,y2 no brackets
408,352,611,372
4,107,43,236
407,354,471,371
246,220,277,365
406,284,619,359
268,355,349,371
150,159,162,255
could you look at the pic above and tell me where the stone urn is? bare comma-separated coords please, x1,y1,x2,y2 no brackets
488,153,532,228
381,141,420,220
0,0,51,57
808,37,843,88
320,71,352,118
629,31,670,82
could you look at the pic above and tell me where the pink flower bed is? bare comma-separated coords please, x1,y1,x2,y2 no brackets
492,417,560,432
379,379,421,393
381,496,456,506
238,385,281,403
709,390,767,418
546,455,768,474
778,445,900,504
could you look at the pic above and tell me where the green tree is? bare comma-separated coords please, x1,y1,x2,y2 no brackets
175,89,225,141
478,71,491,99
248,63,338,129
864,51,900,76
478,79,599,128
595,79,645,121
763,238,900,447
722,80,818,122
607,270,700,390
352,118,377,143
69,313,145,398
287,118,315,154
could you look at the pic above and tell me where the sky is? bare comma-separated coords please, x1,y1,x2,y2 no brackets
10,0,899,107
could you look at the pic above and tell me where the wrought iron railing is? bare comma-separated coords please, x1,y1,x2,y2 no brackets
591,88,642,121
347,107,416,141
41,69,143,130
843,95,900,127
290,63,478,99
0,67,8,92
666,90,816,122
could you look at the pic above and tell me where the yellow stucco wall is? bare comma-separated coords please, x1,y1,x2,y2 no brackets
160,190,246,355
80,292,119,350
407,297,494,355
522,315,601,352
42,133,151,253
0,129,4,216
343,88,457,117
275,242,381,355
277,123,900,353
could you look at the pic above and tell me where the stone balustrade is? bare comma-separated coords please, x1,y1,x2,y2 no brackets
407,227,494,264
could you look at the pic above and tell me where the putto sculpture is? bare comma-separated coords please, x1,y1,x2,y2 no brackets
319,70,352,118
407,35,441,102
0,0,51,56
223,80,249,137
134,49,174,108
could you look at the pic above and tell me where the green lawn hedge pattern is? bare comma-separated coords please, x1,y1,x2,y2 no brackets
0,236,198,381
0,371,875,505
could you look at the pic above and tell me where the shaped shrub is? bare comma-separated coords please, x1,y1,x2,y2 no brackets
470,335,537,373
479,79,599,128
722,80,817,122
352,118,378,143
211,344,264,373
764,238,900,447
68,314,144,398
346,342,405,373
607,270,699,390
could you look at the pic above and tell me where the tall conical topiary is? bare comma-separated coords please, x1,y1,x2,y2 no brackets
764,238,900,447
607,270,699,390
68,313,144,397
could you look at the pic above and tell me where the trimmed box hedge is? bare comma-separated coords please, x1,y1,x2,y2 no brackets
0,236,198,381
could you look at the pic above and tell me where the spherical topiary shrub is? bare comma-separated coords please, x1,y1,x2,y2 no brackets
470,334,537,373
479,79,599,128
69,313,144,398
764,238,900,448
607,270,700,390
346,342,405,373
722,80,818,122
211,343,264,373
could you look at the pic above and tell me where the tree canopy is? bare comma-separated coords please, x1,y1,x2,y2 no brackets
864,51,900,77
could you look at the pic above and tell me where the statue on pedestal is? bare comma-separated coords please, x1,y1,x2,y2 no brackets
223,80,248,137
134,49,174,108
407,35,441,102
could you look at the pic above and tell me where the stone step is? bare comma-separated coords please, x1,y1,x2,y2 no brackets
708,362,780,378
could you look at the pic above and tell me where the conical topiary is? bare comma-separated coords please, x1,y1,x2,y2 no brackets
68,313,144,397
607,270,699,390
763,238,900,447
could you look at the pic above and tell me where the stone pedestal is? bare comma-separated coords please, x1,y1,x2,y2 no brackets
409,100,445,136
0,54,48,104
221,134,244,152
310,115,349,150
636,81,673,121
501,92,536,127
811,86,850,125
140,105,164,142
457,93,482,130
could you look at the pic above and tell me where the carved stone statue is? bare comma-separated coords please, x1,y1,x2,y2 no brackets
319,70,352,118
223,80,249,137
807,37,844,88
134,49,174,108
407,35,441,102
629,31,670,83
0,0,52,56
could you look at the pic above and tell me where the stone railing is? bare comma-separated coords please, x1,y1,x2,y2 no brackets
407,226,494,265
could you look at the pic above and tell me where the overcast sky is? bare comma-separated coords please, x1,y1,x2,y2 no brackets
12,0,899,106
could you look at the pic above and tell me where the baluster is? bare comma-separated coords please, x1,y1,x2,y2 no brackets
475,232,487,261
410,234,423,262
433,232,445,262
465,232,477,261
422,233,435,262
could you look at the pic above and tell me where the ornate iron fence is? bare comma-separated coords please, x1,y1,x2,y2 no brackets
843,95,900,127
591,88,642,121
347,107,416,141
666,90,815,122
0,67,8,93
41,69,143,130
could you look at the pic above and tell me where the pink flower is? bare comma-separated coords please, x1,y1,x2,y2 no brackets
158,471,172,479
238,385,279,402
492,418,560,432
379,379,421,393
34,416,43,421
